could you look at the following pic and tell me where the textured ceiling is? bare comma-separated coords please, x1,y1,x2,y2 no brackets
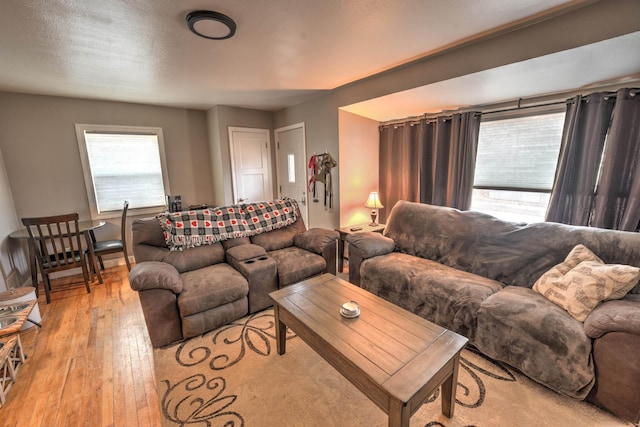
0,0,584,112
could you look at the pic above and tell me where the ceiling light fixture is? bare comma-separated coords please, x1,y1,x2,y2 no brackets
186,10,236,40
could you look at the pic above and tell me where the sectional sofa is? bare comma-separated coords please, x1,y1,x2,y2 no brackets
347,200,640,424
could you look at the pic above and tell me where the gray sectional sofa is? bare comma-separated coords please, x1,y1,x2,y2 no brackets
129,208,338,348
347,200,640,424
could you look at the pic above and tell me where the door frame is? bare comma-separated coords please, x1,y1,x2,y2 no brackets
274,122,309,226
228,126,273,204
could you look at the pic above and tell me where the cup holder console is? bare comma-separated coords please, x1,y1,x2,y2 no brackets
244,256,270,264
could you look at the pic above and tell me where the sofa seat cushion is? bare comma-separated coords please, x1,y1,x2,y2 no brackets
178,263,249,316
182,298,248,340
268,247,326,287
475,286,594,399
360,252,503,340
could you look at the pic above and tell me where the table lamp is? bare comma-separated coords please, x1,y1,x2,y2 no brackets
364,192,384,226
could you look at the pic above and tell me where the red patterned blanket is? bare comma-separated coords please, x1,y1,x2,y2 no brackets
158,198,299,251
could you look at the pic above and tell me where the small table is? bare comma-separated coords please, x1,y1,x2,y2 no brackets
0,287,41,331
336,222,385,272
0,299,36,405
270,274,468,427
0,300,38,338
0,335,25,406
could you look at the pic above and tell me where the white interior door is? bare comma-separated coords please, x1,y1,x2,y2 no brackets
229,127,273,204
275,123,308,226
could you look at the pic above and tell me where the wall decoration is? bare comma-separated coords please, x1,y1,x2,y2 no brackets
307,152,337,211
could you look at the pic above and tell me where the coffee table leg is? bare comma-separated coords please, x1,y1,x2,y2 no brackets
388,398,410,427
441,353,461,417
274,304,287,355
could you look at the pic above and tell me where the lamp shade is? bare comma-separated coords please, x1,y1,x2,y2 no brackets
364,192,384,209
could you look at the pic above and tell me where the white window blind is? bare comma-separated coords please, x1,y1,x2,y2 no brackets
76,124,170,218
471,112,565,223
473,113,564,191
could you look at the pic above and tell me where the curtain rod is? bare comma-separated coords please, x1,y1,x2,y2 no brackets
380,87,639,127
480,99,566,117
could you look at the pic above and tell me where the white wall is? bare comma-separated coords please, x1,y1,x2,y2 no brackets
275,96,339,230
338,110,379,226
0,149,25,291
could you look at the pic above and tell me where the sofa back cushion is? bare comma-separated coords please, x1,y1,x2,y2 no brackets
385,201,640,291
250,215,306,251
132,218,226,273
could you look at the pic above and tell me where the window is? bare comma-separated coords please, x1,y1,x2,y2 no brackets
76,124,171,219
470,111,565,223
288,154,296,183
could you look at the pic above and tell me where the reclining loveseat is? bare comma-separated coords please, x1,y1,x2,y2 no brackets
129,199,338,348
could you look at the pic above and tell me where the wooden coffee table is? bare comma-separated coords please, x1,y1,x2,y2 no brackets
269,274,468,427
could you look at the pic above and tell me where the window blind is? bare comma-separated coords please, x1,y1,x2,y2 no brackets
84,133,166,213
473,113,564,191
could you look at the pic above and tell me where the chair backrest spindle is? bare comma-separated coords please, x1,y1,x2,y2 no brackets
23,213,86,269
21,212,91,304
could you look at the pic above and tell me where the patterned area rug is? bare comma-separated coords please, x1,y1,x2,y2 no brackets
153,309,630,426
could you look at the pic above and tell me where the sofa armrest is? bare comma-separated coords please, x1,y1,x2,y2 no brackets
584,294,640,338
346,232,395,285
129,261,183,293
346,232,395,258
294,228,339,254
226,244,267,262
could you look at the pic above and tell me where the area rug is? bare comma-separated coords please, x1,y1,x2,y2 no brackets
153,309,630,426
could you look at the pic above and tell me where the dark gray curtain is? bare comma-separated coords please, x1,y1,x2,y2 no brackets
545,93,615,225
420,112,481,210
378,111,480,221
590,88,640,231
378,123,420,223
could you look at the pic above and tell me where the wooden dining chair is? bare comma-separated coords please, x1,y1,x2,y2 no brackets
21,213,91,304
88,201,131,284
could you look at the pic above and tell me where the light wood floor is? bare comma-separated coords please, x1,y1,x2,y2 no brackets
1,265,162,427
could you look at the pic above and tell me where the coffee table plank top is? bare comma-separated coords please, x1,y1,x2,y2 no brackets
386,335,467,403
286,291,410,376
271,274,468,409
309,281,444,353
289,284,421,364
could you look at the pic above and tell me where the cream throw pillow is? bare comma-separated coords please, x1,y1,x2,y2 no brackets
533,244,640,322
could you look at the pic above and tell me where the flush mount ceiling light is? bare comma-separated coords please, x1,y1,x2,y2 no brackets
186,10,236,40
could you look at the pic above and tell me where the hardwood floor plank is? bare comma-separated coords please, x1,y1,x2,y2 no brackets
1,265,161,426
113,282,134,427
101,304,115,427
